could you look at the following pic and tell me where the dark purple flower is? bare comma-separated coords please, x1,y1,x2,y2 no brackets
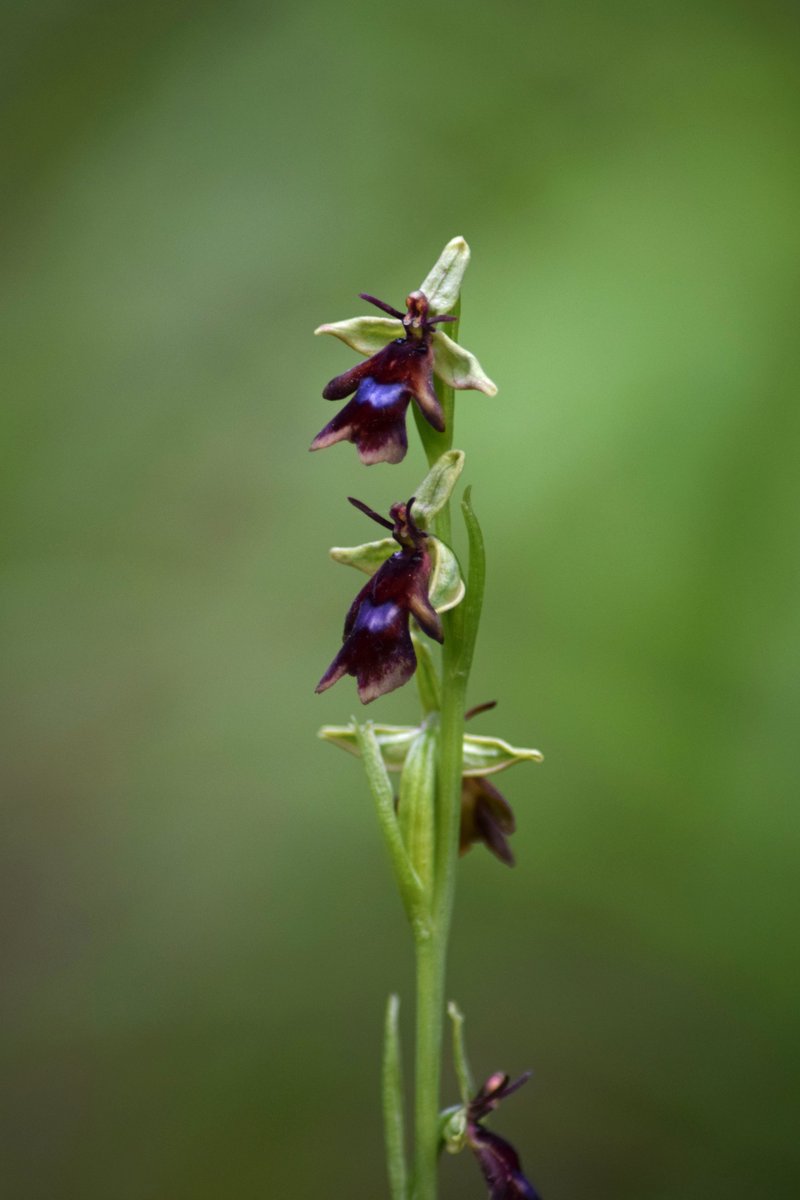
315,497,443,704
460,701,517,866
460,775,517,866
310,291,455,465
467,1072,541,1200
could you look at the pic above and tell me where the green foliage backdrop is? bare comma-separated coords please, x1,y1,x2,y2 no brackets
2,2,798,1196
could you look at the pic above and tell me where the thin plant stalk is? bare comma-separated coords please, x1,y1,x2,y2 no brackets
411,301,484,1200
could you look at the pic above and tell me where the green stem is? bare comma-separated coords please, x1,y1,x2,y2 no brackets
412,613,468,1200
383,994,409,1200
411,299,483,1200
412,492,486,1200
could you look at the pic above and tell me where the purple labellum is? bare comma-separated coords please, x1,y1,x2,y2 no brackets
316,498,443,704
310,292,448,466
467,1073,541,1200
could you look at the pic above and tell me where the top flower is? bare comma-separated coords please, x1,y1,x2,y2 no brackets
310,237,497,466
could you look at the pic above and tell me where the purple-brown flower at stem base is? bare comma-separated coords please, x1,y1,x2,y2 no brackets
316,498,443,704
310,291,453,465
467,1073,541,1200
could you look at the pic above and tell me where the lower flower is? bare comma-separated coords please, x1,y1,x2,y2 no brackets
467,1073,541,1200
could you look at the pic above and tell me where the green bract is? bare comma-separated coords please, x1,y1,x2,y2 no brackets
318,722,543,778
319,723,416,770
398,718,439,893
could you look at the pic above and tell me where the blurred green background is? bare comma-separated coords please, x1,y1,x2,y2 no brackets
2,1,799,1197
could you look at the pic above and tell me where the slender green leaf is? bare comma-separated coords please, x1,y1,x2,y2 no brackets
383,994,409,1200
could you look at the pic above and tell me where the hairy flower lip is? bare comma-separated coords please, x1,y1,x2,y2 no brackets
316,499,443,704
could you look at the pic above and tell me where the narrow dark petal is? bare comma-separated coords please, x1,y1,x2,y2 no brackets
359,293,406,320
475,804,515,866
347,496,396,531
406,565,444,642
471,1072,532,1118
315,647,350,696
408,591,444,643
469,1127,541,1200
465,700,498,721
408,356,445,432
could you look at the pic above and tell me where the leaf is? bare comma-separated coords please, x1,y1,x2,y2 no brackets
383,995,409,1200
432,330,498,395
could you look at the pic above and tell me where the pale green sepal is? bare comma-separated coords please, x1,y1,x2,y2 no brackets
411,631,441,714
432,330,498,396
398,719,438,895
412,450,465,530
314,315,401,357
462,734,544,777
428,538,465,614
329,537,394,576
382,994,409,1200
447,1001,475,1108
318,721,417,771
320,721,542,777
419,236,471,315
